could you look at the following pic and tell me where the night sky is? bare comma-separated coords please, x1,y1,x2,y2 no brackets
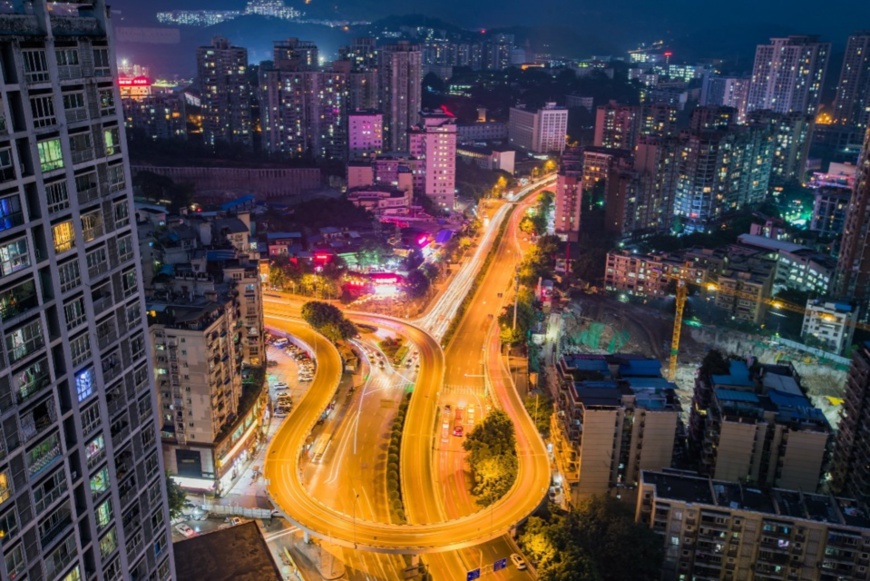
109,0,869,46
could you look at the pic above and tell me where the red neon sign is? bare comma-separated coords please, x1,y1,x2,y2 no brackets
118,76,152,87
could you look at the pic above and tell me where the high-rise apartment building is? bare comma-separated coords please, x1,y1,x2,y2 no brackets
834,128,870,314
747,110,814,183
831,341,870,504
700,75,750,121
141,214,266,494
0,2,174,579
833,32,870,133
378,42,422,152
638,469,870,581
273,37,318,71
688,358,831,492
508,102,568,154
672,119,773,233
550,355,682,504
408,111,457,209
259,40,348,159
196,36,252,147
746,35,830,116
554,147,583,242
347,111,383,160
594,101,641,150
123,92,187,142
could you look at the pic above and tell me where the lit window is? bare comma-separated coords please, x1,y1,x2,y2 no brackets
75,367,94,402
37,139,64,172
52,221,75,254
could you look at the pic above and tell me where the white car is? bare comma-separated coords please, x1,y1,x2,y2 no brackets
510,553,526,570
175,524,196,538
273,383,289,390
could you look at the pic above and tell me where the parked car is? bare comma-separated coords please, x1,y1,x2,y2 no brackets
510,553,527,570
273,383,289,391
452,425,464,437
175,524,196,538
225,517,243,527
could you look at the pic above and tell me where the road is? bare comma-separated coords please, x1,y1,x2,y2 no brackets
262,174,556,557
421,188,549,580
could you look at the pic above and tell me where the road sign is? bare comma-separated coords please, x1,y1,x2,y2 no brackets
494,557,508,572
466,568,481,581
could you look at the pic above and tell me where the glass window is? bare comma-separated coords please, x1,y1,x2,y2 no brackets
75,367,94,402
117,235,134,262
37,139,64,172
52,221,75,254
90,467,109,497
30,95,56,128
81,210,102,242
45,180,69,214
96,499,112,529
0,194,23,231
69,333,90,367
5,320,43,363
103,127,120,156
81,402,100,436
108,164,125,192
0,238,30,277
98,88,115,115
55,49,79,66
0,471,9,505
63,297,86,330
122,269,137,296
113,200,129,223
0,148,14,182
58,260,80,292
93,48,110,76
99,529,117,557
4,543,24,578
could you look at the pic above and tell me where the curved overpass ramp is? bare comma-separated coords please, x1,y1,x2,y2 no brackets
264,309,549,554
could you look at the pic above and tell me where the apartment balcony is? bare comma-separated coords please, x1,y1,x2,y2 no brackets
27,438,61,479
19,398,57,444
71,147,96,165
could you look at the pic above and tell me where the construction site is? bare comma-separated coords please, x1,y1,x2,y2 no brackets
557,294,848,429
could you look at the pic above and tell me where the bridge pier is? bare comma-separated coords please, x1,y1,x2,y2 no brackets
303,530,311,544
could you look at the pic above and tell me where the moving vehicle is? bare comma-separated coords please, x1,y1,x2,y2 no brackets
175,524,196,538
511,553,527,570
273,338,288,348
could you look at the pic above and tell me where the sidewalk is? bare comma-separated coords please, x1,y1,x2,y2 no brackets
217,412,282,509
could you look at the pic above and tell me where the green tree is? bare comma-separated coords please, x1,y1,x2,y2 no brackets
166,472,186,520
301,301,358,341
463,410,518,506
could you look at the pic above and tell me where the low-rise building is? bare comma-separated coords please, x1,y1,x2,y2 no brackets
688,358,831,493
347,185,413,213
456,121,509,143
802,299,859,354
551,355,683,504
738,233,834,295
604,249,706,298
637,469,870,581
456,144,515,174
714,260,776,324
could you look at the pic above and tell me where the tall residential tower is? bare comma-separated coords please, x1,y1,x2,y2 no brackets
746,35,830,116
378,42,421,152
0,1,173,579
196,36,252,148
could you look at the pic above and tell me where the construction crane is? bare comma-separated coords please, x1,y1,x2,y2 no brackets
666,277,869,382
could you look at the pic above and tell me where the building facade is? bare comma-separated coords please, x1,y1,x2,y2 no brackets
508,102,568,154
0,2,174,578
553,148,583,242
834,128,870,316
550,355,682,504
688,358,830,492
801,299,859,355
831,342,870,504
594,101,641,151
347,110,383,160
833,32,870,135
378,42,422,153
638,469,870,581
196,36,252,147
746,35,830,116
408,112,457,209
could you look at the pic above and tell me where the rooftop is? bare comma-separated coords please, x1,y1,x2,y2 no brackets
643,470,870,529
737,233,806,254
174,521,282,581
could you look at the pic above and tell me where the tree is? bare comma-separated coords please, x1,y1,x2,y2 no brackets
405,268,431,299
463,410,518,506
301,301,357,341
520,495,663,581
166,472,186,520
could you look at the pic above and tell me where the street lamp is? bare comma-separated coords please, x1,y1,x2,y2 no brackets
352,488,360,548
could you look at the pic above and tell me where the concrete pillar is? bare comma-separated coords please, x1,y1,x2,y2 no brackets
303,531,311,544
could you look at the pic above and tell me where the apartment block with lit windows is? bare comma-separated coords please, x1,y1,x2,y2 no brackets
638,469,870,581
139,213,266,495
0,2,174,579
408,111,457,209
603,249,706,298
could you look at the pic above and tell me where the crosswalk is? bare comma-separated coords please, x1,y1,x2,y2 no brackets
442,384,487,397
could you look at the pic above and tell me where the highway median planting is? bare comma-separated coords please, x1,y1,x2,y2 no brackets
463,409,518,507
387,392,412,524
